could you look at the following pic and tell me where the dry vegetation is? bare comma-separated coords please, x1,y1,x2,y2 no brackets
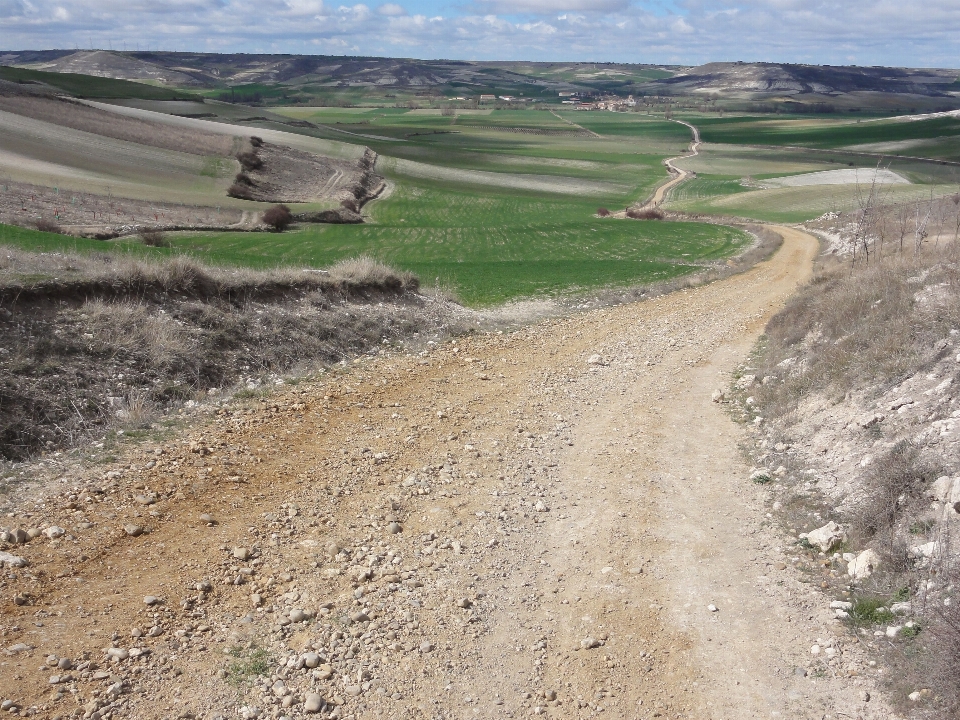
0,249,439,460
744,236,960,716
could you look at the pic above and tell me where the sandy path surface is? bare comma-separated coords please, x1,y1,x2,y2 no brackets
0,227,894,720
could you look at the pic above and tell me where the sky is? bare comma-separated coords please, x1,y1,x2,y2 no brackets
2,0,960,68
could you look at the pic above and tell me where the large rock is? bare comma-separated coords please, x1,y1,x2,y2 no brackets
0,552,28,568
847,549,880,580
805,521,846,553
929,476,960,503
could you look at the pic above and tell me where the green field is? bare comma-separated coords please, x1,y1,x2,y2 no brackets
1,106,754,305
694,115,960,160
0,66,198,100
663,113,960,222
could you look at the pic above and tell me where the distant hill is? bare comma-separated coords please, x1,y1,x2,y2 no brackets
1,51,957,111
0,50,677,95
654,61,959,97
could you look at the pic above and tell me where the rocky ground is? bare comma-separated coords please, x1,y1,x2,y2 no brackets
0,228,900,720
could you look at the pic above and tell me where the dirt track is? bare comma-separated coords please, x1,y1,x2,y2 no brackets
0,227,896,719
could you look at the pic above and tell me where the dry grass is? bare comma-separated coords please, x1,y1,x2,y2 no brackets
0,247,434,459
0,247,418,303
750,239,960,716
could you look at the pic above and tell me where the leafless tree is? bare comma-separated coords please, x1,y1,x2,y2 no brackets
914,192,933,257
895,201,911,253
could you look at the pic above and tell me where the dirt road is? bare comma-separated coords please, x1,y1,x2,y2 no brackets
1,227,894,720
617,119,700,216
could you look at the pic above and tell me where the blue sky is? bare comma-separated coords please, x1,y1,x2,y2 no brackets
2,0,959,68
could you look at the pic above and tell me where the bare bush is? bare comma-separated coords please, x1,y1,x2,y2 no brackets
262,204,293,232
596,208,610,217
227,182,256,200
626,207,665,220
35,217,62,233
249,136,264,148
137,228,169,247
340,198,358,213
850,441,942,551
237,150,263,171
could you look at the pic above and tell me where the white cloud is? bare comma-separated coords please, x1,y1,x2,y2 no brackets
474,0,628,13
0,0,959,68
378,2,404,15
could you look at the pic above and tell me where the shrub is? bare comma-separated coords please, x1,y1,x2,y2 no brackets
340,198,358,213
227,183,255,200
262,204,292,232
35,217,62,233
237,150,263,171
233,172,255,186
249,136,263,148
137,228,169,247
596,208,610,217
626,207,665,220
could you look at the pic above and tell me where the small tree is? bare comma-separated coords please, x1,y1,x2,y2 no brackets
596,207,610,217
262,204,292,232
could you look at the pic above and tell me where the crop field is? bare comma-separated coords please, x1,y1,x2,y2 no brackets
0,66,196,100
170,185,748,306
666,178,958,223
0,107,240,205
694,114,960,160
0,103,752,305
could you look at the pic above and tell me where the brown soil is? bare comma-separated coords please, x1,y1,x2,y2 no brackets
0,95,238,158
0,227,899,720
0,180,251,238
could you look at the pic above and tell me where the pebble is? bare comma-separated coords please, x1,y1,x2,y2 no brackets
350,611,370,623
233,547,251,561
289,608,308,623
707,604,719,612
43,526,65,540
344,685,362,697
144,595,160,606
419,640,435,653
304,693,323,713
200,513,216,525
106,648,129,661
580,637,600,649
387,522,402,534
303,652,320,668
124,524,143,537
456,598,472,609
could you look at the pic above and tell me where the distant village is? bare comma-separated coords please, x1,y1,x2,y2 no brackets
476,91,640,110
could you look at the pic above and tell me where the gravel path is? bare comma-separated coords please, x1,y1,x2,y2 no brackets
0,227,896,719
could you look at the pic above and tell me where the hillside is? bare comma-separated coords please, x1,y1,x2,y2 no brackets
658,62,959,97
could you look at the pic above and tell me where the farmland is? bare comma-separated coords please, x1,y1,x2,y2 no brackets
664,112,960,222
0,81,755,305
